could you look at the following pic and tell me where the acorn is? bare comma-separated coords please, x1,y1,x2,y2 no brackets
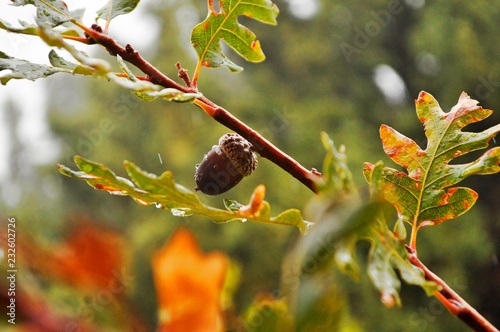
194,133,258,195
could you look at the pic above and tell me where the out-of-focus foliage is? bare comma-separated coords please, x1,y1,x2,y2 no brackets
152,228,228,331
1,0,499,331
11,0,70,26
96,0,142,22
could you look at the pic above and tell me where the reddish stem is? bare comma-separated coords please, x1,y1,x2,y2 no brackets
194,100,322,192
406,246,498,332
74,24,322,193
62,35,91,44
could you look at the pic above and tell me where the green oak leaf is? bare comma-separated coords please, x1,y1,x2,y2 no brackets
10,0,71,27
0,51,71,85
38,25,111,74
243,297,293,331
96,0,141,21
317,131,358,196
48,50,94,75
0,18,39,35
191,0,279,72
364,91,500,232
58,156,311,233
366,209,438,308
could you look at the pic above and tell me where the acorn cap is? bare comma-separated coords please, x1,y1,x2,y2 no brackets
219,133,258,176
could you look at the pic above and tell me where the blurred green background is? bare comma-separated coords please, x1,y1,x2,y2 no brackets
1,0,499,331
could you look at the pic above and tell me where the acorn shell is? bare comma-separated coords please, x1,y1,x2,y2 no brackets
218,133,258,176
194,133,257,195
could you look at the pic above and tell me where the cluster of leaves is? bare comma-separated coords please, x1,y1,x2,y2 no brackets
1,0,278,86
56,90,500,328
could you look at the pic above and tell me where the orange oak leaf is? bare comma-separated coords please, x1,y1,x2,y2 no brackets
22,219,125,291
364,91,500,248
152,228,229,332
237,184,266,217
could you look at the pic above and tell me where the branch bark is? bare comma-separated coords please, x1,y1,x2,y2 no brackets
81,24,322,193
406,246,499,332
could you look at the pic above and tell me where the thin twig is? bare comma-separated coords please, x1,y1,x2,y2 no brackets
406,246,499,332
81,24,188,92
176,62,192,87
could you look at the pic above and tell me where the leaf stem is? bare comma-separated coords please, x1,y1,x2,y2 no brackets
61,35,91,44
73,24,322,194
192,60,203,87
409,222,418,251
406,246,499,332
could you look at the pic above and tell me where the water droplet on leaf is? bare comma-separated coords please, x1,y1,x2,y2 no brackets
108,190,127,196
171,208,192,217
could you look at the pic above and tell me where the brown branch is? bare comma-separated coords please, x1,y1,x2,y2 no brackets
76,24,322,194
406,246,499,332
193,100,322,192
82,24,189,92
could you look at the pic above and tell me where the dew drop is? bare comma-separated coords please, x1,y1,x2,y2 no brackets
80,174,99,180
241,218,247,223
155,203,163,209
171,208,192,217
108,190,127,196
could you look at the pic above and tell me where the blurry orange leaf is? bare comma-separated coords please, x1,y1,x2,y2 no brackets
26,219,125,291
152,228,229,332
